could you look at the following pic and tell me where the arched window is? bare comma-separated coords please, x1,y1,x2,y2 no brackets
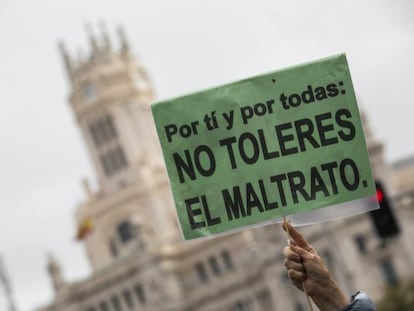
117,221,135,244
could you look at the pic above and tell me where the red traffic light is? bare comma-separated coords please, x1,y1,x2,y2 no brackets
376,188,384,203
370,180,400,239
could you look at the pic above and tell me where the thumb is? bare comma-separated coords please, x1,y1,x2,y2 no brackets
283,222,312,251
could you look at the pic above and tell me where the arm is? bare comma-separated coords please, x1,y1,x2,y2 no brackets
282,222,376,311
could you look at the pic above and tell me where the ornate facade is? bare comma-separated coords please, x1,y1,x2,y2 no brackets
35,27,414,311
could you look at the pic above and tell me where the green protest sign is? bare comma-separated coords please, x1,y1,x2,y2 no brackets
151,54,376,240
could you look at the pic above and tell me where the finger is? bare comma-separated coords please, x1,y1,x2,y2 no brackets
288,269,306,282
290,245,315,262
284,259,305,272
283,246,301,262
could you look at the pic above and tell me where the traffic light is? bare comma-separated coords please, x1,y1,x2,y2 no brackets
369,181,400,239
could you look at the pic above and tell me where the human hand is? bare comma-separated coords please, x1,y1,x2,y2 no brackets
282,222,348,311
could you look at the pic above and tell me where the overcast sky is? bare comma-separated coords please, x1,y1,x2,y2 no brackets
0,0,413,310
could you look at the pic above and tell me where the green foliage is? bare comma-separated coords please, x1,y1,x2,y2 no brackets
377,281,414,311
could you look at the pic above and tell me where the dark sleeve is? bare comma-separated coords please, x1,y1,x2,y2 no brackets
341,292,377,311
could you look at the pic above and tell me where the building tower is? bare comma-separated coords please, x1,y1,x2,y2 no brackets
59,25,180,270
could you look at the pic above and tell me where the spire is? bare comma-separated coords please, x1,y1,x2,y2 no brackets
117,26,130,56
58,41,73,81
47,253,66,293
82,177,93,199
85,23,99,56
0,255,18,311
360,109,375,143
99,21,112,52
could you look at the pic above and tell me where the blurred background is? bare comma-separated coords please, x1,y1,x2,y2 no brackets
0,0,413,310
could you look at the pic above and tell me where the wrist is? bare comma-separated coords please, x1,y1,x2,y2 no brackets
310,277,348,311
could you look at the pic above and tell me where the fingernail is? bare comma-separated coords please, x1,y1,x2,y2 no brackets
289,239,297,246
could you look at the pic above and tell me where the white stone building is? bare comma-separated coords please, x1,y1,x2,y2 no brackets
35,27,414,311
